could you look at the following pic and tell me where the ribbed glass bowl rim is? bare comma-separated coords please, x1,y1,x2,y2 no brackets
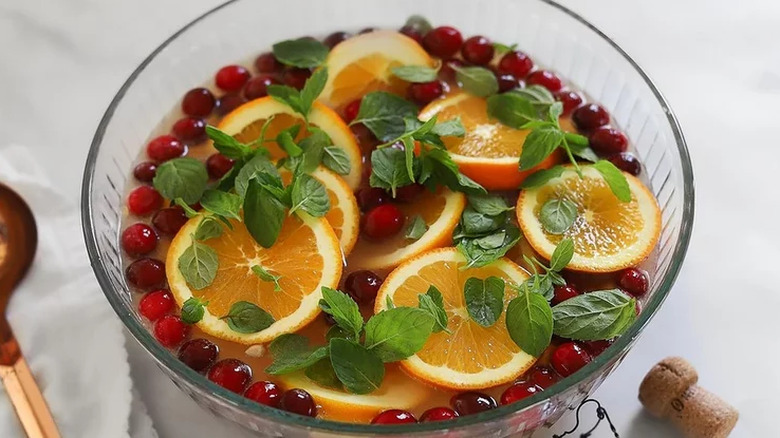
81,0,694,434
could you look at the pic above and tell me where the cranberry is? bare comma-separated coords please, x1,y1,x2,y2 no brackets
172,117,207,144
126,257,166,290
618,268,649,297
154,315,190,348
181,87,215,117
409,80,444,105
551,342,592,377
254,52,282,73
355,187,387,212
343,99,362,124
138,289,174,321
133,161,157,183
530,366,560,389
451,392,497,416
609,152,642,176
206,153,235,179
439,58,464,82
555,90,583,116
552,285,580,306
178,338,219,372
215,65,250,92
399,26,424,45
215,93,247,116
363,204,404,240
344,270,383,304
501,381,541,405
461,36,494,65
498,51,534,78
121,223,158,255
208,359,252,393
527,70,563,92
372,409,417,424
146,135,185,162
573,104,610,131
152,207,188,235
393,183,425,202
324,31,350,49
358,27,376,34
245,381,282,407
282,68,311,90
496,73,520,92
127,186,163,216
423,26,463,58
420,407,458,422
279,388,317,417
590,127,628,156
583,339,613,356
244,75,278,100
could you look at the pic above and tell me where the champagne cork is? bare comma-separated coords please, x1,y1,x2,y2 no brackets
638,357,738,438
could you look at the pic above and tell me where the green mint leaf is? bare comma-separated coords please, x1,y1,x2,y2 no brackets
174,198,198,218
205,125,251,160
549,238,575,272
568,143,599,163
256,115,277,147
421,148,486,195
519,127,564,171
305,358,342,389
272,38,328,68
385,296,395,309
418,286,449,333
178,240,218,290
463,276,505,327
329,338,384,394
461,206,505,236
548,270,566,286
326,324,356,342
493,42,518,54
251,265,282,292
539,198,577,235
454,66,499,97
486,93,539,130
520,166,565,189
364,307,435,362
299,67,328,117
430,117,466,138
548,101,564,121
200,189,242,221
467,194,512,216
506,288,553,357
405,215,428,241
296,129,329,174
153,157,208,205
403,14,433,34
222,301,275,334
520,274,554,301
243,179,286,248
391,65,439,83
235,154,281,199
512,85,555,105
181,297,207,324
352,91,419,141
369,146,412,197
193,216,223,241
267,84,305,115
290,173,330,217
319,287,364,340
402,136,416,183
265,334,327,374
552,289,637,340
593,160,632,202
564,132,589,147
276,129,304,157
456,225,521,269
214,159,244,192
322,146,351,175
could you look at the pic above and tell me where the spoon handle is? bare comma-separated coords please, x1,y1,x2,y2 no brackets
0,355,61,438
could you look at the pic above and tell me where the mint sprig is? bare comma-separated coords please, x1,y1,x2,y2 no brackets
351,91,419,141
152,157,209,205
272,38,328,69
251,265,282,292
453,195,521,268
268,67,328,121
181,297,208,324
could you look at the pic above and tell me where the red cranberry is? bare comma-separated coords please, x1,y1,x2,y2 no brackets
451,392,497,416
172,117,207,144
530,366,560,389
498,51,534,78
393,183,425,202
147,135,185,162
215,65,250,92
583,339,614,356
279,388,317,417
618,268,649,297
590,127,628,156
552,285,580,306
178,338,218,372
363,204,404,240
244,75,279,100
282,68,311,90
343,99,362,124
245,381,282,407
501,381,541,405
152,207,188,235
409,80,444,105
206,153,235,179
208,359,252,393
439,58,464,82
133,161,157,183
551,342,592,377
126,258,166,290
399,26,424,45
324,31,351,49
372,409,417,424
215,93,247,116
609,152,641,176
420,407,458,422
121,223,158,255
154,315,190,348
138,289,174,321
127,186,163,216
461,36,494,65
573,104,610,131
254,52,282,73
344,270,383,304
555,90,583,116
356,187,388,212
527,70,563,92
496,73,520,92
423,26,463,58
181,87,215,117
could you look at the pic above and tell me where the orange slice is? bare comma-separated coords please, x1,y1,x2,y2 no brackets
517,165,661,272
166,213,342,344
216,96,363,189
419,93,576,191
319,30,435,109
375,248,535,389
347,188,466,270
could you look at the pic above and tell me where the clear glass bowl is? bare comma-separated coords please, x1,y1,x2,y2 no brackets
81,0,694,436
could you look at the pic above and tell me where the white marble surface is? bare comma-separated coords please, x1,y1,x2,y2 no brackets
2,0,780,436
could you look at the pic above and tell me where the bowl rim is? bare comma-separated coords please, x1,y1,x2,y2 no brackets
81,0,695,434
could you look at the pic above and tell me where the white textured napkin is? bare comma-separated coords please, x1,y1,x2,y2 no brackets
0,145,157,438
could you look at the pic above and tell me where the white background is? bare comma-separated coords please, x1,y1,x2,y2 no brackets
2,0,779,436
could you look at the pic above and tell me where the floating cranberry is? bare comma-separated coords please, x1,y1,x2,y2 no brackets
409,80,444,105
244,75,279,100
451,392,497,416
572,104,610,131
245,381,282,407
343,99,362,124
121,223,158,255
208,359,252,393
324,31,351,49
356,187,388,212
501,381,541,405
590,127,628,156
496,73,520,93
423,26,463,58
147,135,185,162
152,207,188,236
126,257,166,290
583,339,613,357
215,65,250,92
254,52,282,73
527,70,563,92
182,87,215,117
420,407,458,422
138,289,174,321
206,153,235,180
154,315,190,348
393,183,425,202
555,90,583,116
498,51,533,78
551,342,591,377
530,366,560,389
133,161,157,183
215,93,247,116
439,58,464,82
127,186,163,216
280,388,317,417
618,268,649,297
178,338,219,373
282,68,311,90
372,409,417,424
461,36,494,65
609,152,642,176
399,26,424,45
552,285,580,306
344,270,383,304
172,117,207,144
363,204,404,240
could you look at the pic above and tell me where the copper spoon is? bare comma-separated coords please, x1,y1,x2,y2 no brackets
0,183,61,438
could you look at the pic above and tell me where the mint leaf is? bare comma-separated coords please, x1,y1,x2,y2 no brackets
364,307,435,362
539,198,577,235
305,358,342,389
464,276,505,327
405,215,428,240
326,324,356,342
329,338,384,394
468,194,512,216
456,225,521,269
551,289,637,340
290,174,330,217
385,296,395,309
267,84,305,116
520,166,565,189
420,148,486,195
153,157,208,205
200,189,242,221
319,287,364,340
391,65,438,83
322,146,351,175
222,301,275,334
174,198,198,218
568,142,599,163
549,238,575,272
276,129,303,157
403,15,433,34
454,66,498,97
548,101,564,121
266,334,327,374
519,274,554,301
235,154,280,198
513,85,555,105
402,136,416,183
251,265,282,292
369,147,413,197
300,67,328,116
272,38,328,68
493,42,518,54
295,129,329,174
352,91,419,141
418,286,449,333
519,127,564,171
430,117,466,137
243,179,285,248
181,297,207,324
506,288,553,356
205,125,251,160
461,206,505,236
193,216,223,241
548,270,566,286
178,241,218,290
593,160,631,202
486,93,539,130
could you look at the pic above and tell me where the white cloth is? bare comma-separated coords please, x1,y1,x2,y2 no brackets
0,146,156,438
